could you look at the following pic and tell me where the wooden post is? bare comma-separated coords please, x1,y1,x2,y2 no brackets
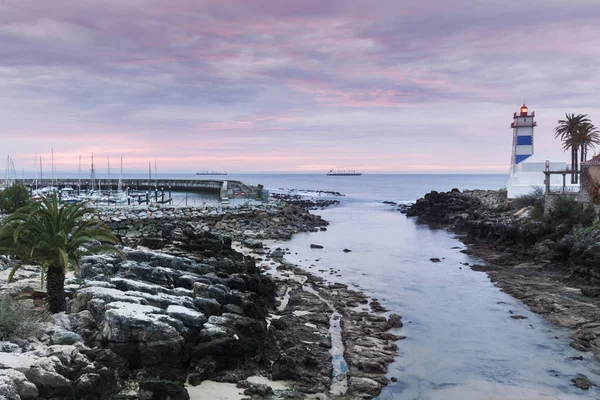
562,173,566,193
545,172,551,195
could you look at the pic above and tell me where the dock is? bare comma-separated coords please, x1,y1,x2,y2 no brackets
25,178,264,201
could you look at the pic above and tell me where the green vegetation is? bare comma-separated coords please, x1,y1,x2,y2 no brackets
0,184,31,214
512,186,545,210
0,193,123,313
0,297,48,340
544,195,596,233
498,187,508,201
554,114,600,184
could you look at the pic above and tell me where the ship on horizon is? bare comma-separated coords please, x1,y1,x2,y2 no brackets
196,171,227,176
327,169,362,176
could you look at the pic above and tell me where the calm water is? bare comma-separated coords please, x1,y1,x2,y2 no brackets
250,174,599,399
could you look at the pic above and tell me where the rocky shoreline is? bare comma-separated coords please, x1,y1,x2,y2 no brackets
0,201,401,399
406,189,600,390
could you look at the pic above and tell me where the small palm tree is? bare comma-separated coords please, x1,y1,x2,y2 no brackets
555,113,592,183
576,122,600,163
0,194,122,313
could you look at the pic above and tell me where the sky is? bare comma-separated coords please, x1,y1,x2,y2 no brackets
1,0,600,174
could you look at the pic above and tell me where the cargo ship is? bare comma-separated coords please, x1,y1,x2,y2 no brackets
196,171,227,176
327,169,362,176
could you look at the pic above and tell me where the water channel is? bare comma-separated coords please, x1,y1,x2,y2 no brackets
282,202,600,399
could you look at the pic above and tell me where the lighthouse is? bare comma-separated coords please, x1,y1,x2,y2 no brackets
509,104,536,175
506,104,568,198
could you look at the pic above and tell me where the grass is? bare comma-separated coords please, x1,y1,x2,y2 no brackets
0,296,48,340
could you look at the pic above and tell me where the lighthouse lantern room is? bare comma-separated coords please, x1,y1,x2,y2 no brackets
510,104,536,175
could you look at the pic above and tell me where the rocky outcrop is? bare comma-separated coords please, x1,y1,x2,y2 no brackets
88,203,328,244
0,229,275,399
269,193,340,209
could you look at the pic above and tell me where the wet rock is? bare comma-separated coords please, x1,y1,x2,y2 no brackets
571,376,595,390
387,313,403,328
241,382,274,397
349,377,384,397
510,315,528,320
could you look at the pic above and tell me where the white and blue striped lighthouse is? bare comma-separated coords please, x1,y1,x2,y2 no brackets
510,104,537,175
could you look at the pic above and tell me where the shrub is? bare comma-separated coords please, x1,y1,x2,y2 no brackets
511,186,545,210
0,297,48,340
498,187,508,201
545,195,595,229
0,184,31,214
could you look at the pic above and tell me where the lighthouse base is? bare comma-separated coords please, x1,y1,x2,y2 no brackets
507,158,571,199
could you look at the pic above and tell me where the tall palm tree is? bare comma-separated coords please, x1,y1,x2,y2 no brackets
0,194,122,313
555,113,591,183
577,122,600,163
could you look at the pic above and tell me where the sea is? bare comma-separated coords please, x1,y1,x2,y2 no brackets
19,172,600,398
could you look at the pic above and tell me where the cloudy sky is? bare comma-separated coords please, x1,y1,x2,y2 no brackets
1,0,599,174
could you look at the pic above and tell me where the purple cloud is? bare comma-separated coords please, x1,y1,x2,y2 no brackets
1,0,600,173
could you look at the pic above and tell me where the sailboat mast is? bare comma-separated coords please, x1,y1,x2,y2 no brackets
107,156,111,192
90,152,95,192
119,157,123,192
51,148,55,187
34,153,38,191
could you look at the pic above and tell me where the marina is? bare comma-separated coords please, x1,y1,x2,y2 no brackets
10,178,264,206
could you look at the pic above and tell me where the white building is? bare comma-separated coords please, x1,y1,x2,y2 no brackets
506,105,571,198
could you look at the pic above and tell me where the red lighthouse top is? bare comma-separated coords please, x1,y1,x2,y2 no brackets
520,104,528,116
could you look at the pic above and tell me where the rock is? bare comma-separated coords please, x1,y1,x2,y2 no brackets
51,330,83,345
0,342,21,353
25,367,74,397
572,377,595,390
242,382,273,397
242,238,263,249
510,315,528,320
0,375,19,400
348,377,383,397
581,288,600,298
138,378,190,400
310,244,324,249
0,370,37,400
193,298,222,317
343,249,352,253
430,258,441,263
75,373,105,397
166,305,207,328
387,313,403,328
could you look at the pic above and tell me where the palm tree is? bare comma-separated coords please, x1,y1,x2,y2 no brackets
0,194,122,313
577,122,600,163
555,113,592,183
